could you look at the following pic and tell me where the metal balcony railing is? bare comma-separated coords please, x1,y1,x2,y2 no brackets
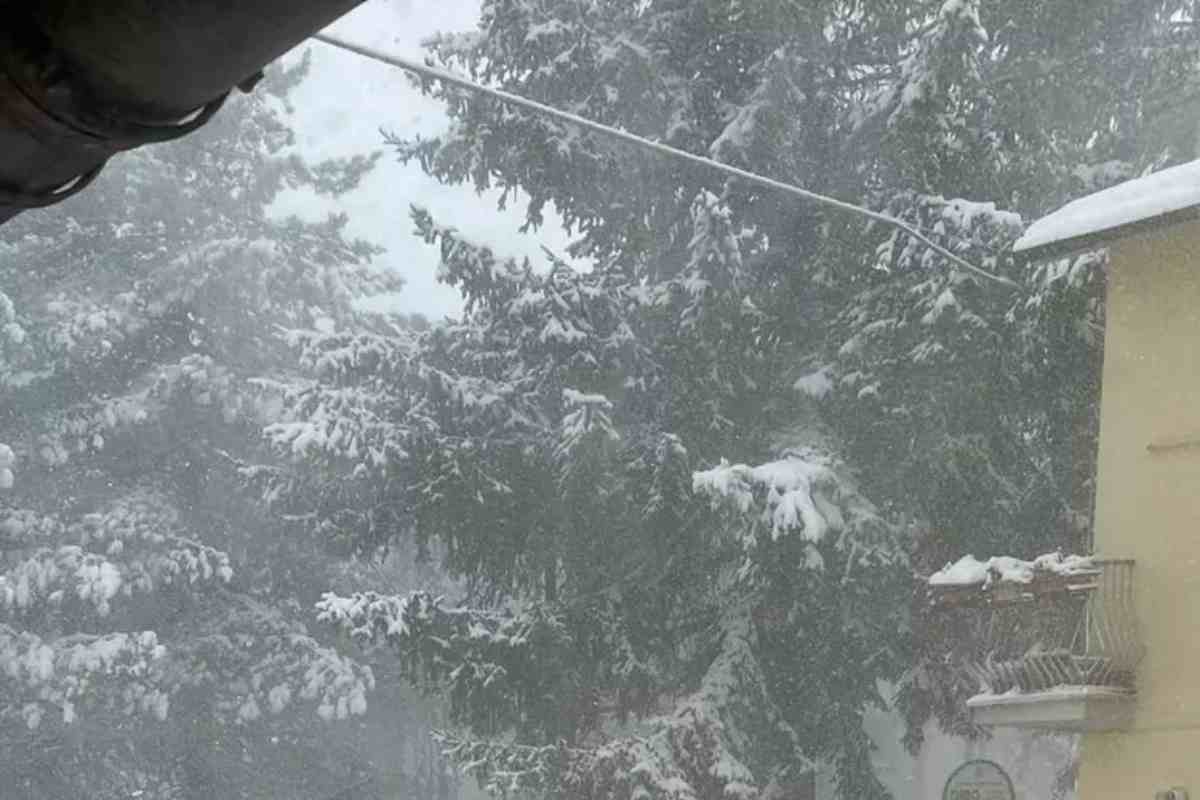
938,559,1142,695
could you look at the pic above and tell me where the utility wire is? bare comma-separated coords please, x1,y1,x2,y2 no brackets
313,32,1021,291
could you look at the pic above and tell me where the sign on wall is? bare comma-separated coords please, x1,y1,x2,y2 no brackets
943,759,1016,800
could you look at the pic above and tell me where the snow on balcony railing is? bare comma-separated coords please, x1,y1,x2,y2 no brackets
926,556,1142,698
928,552,1102,609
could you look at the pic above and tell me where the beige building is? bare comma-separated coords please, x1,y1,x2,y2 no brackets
957,159,1200,799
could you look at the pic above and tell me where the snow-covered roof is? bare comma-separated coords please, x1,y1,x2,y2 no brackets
1014,159,1200,256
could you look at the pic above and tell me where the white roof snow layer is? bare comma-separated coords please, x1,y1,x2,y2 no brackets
1014,159,1200,254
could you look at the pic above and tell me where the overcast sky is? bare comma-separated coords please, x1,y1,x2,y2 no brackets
270,0,574,320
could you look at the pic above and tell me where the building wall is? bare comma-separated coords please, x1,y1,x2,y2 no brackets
809,682,1075,800
861,703,1074,800
1080,219,1200,798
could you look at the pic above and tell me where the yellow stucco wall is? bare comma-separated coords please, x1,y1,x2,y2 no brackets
1080,219,1200,797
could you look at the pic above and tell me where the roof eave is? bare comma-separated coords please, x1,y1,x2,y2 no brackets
1014,203,1200,263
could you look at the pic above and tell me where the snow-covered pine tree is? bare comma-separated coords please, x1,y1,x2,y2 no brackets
399,0,1197,553
253,195,905,800
812,0,1197,742
220,1,1200,797
369,0,1200,767
0,57,426,798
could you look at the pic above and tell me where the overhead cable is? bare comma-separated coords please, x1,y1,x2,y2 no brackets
314,32,1021,291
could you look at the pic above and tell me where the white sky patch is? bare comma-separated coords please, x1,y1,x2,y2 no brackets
270,0,578,320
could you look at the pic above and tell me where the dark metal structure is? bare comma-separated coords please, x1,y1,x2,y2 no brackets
0,0,365,225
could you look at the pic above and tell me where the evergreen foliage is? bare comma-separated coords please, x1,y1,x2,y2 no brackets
0,57,456,799
291,1,1200,797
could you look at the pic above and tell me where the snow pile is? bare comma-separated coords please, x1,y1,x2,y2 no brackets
793,367,834,399
1014,159,1200,253
694,447,895,571
939,197,1022,232
928,552,1096,587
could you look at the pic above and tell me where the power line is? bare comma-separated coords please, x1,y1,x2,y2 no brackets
313,32,1021,291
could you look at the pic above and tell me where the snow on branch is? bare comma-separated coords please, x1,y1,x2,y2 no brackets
316,591,529,662
0,541,233,618
0,442,13,490
694,454,840,544
557,387,619,466
429,609,813,799
694,447,891,561
264,383,408,469
318,591,569,736
30,354,253,468
664,609,810,800
411,205,526,314
0,507,63,548
317,590,442,644
71,489,181,547
858,0,988,131
169,595,375,725
0,626,169,729
281,327,413,384
685,190,745,292
0,490,233,619
437,729,699,800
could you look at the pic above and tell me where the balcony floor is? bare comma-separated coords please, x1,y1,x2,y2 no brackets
966,686,1136,731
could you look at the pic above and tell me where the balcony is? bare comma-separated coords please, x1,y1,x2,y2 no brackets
927,556,1142,732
